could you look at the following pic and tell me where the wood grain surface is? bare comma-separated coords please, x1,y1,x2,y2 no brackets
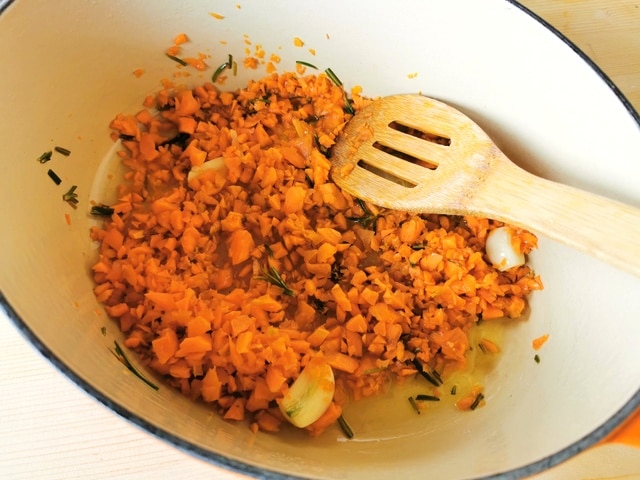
519,0,640,110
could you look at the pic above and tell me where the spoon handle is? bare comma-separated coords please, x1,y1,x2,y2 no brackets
476,152,640,278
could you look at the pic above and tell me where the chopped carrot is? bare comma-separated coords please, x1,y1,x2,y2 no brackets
174,89,200,116
139,133,158,161
532,333,549,351
243,57,259,69
166,45,181,57
177,116,197,135
282,185,306,214
201,367,222,402
325,351,360,374
265,62,277,74
479,338,501,354
224,397,246,420
173,33,189,45
228,229,255,265
184,57,207,71
92,71,542,436
152,328,179,365
306,402,341,437
256,410,282,432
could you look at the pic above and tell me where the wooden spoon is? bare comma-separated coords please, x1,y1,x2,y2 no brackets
331,94,640,277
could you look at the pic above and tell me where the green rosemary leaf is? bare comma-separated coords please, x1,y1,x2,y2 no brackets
324,67,343,87
112,341,159,391
342,94,355,115
324,67,354,114
37,150,53,164
408,396,421,414
296,60,318,70
338,414,354,439
90,204,115,216
62,185,79,208
54,146,71,156
212,61,229,82
47,169,62,185
256,265,295,296
212,54,236,83
411,358,442,386
166,53,187,66
470,393,485,410
346,199,379,230
415,394,440,402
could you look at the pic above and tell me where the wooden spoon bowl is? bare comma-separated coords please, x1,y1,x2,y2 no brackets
331,94,640,277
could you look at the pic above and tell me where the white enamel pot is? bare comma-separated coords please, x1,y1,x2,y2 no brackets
1,1,639,478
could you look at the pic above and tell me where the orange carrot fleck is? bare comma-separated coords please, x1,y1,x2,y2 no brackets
532,333,550,351
166,45,181,57
184,57,207,71
479,338,501,354
228,229,255,265
173,33,189,45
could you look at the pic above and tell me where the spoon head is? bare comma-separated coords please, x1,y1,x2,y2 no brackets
331,94,498,215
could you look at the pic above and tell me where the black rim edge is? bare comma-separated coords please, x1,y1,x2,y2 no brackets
1,0,639,478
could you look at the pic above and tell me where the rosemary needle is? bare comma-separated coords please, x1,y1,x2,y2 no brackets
338,415,354,439
62,185,79,208
408,396,421,414
54,146,71,156
111,341,159,391
37,150,53,164
256,265,295,296
296,60,318,70
90,204,115,216
166,53,187,66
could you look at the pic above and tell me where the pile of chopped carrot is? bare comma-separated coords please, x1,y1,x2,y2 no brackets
91,71,543,436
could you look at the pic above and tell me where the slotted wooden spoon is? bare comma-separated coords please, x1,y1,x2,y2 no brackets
331,94,640,277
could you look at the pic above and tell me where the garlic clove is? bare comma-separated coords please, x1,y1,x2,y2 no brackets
485,226,525,271
279,357,335,428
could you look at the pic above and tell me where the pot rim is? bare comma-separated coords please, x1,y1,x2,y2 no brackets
1,0,639,478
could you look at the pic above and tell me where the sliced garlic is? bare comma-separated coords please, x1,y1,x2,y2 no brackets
187,157,225,186
485,226,525,271
279,357,335,428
